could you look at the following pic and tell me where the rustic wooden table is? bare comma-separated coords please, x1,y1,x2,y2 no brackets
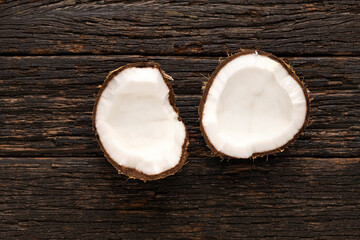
1,1,359,239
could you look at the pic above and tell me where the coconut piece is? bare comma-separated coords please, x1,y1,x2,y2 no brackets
93,62,188,180
199,50,309,159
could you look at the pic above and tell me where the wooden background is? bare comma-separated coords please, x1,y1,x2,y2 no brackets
1,1,359,239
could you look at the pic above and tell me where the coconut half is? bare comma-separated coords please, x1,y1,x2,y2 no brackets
93,62,188,180
199,50,309,159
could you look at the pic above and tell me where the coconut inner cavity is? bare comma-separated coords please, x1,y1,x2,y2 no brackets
106,92,174,150
217,67,293,143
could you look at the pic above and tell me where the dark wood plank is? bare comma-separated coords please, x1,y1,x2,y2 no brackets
0,157,359,239
1,0,359,56
0,55,359,158
1,1,359,239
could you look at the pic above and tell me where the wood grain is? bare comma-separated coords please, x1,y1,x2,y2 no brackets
1,156,359,239
0,0,359,56
1,1,360,239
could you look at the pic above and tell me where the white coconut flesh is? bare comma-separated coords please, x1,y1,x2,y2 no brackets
202,53,307,158
95,67,186,175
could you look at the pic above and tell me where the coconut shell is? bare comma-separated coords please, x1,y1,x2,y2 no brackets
93,62,189,181
199,50,310,159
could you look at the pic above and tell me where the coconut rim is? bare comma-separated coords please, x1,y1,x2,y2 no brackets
93,62,189,181
199,50,310,159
